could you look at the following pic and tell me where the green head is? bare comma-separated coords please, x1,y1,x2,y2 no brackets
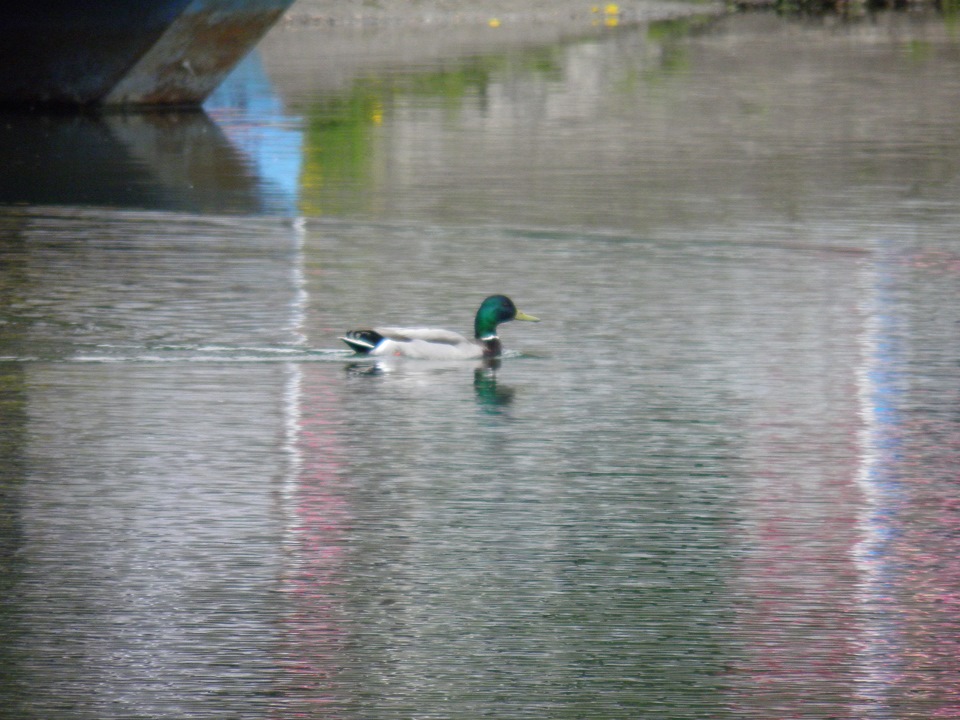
474,295,540,340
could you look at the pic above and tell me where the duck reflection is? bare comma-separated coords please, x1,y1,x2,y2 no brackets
474,361,515,413
344,360,387,377
344,357,516,413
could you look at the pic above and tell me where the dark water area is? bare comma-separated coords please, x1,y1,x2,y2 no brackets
2,10,960,719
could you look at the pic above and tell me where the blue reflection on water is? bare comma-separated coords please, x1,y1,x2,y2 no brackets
852,242,905,719
206,51,303,216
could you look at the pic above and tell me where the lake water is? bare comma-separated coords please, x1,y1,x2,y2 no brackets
2,10,960,719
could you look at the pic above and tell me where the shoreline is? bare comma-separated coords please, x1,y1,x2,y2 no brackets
280,0,726,28
261,0,728,99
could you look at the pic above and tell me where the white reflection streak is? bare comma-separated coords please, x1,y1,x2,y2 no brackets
851,256,897,720
282,217,307,501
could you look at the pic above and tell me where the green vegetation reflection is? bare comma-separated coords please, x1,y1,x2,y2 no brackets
299,48,563,217
297,18,715,217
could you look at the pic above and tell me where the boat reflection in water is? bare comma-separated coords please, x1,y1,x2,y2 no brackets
0,53,301,215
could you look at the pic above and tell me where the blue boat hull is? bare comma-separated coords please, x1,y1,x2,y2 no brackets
0,0,294,108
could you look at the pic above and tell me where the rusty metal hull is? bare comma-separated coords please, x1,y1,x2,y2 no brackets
0,0,294,109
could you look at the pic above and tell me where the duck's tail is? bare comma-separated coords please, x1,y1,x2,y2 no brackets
340,329,383,354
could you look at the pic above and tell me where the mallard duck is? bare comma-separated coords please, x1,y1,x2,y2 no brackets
341,295,539,360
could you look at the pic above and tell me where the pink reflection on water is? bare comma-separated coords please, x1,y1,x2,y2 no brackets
882,405,960,716
275,364,353,716
724,288,868,718
862,251,960,717
727,252,960,718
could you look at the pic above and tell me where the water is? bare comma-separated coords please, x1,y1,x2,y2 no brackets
2,10,960,719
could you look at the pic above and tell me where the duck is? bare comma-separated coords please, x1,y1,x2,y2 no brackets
341,294,539,360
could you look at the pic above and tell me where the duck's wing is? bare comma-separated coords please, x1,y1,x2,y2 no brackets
376,327,468,344
371,327,481,359
341,326,482,359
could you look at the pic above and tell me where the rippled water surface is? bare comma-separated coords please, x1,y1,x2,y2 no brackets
3,11,960,719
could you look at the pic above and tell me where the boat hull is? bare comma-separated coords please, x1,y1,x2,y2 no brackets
0,0,294,108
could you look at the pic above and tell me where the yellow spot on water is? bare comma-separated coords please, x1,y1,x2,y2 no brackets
605,3,620,13
488,17,501,27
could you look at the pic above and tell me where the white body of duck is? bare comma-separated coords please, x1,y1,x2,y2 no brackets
341,295,539,360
